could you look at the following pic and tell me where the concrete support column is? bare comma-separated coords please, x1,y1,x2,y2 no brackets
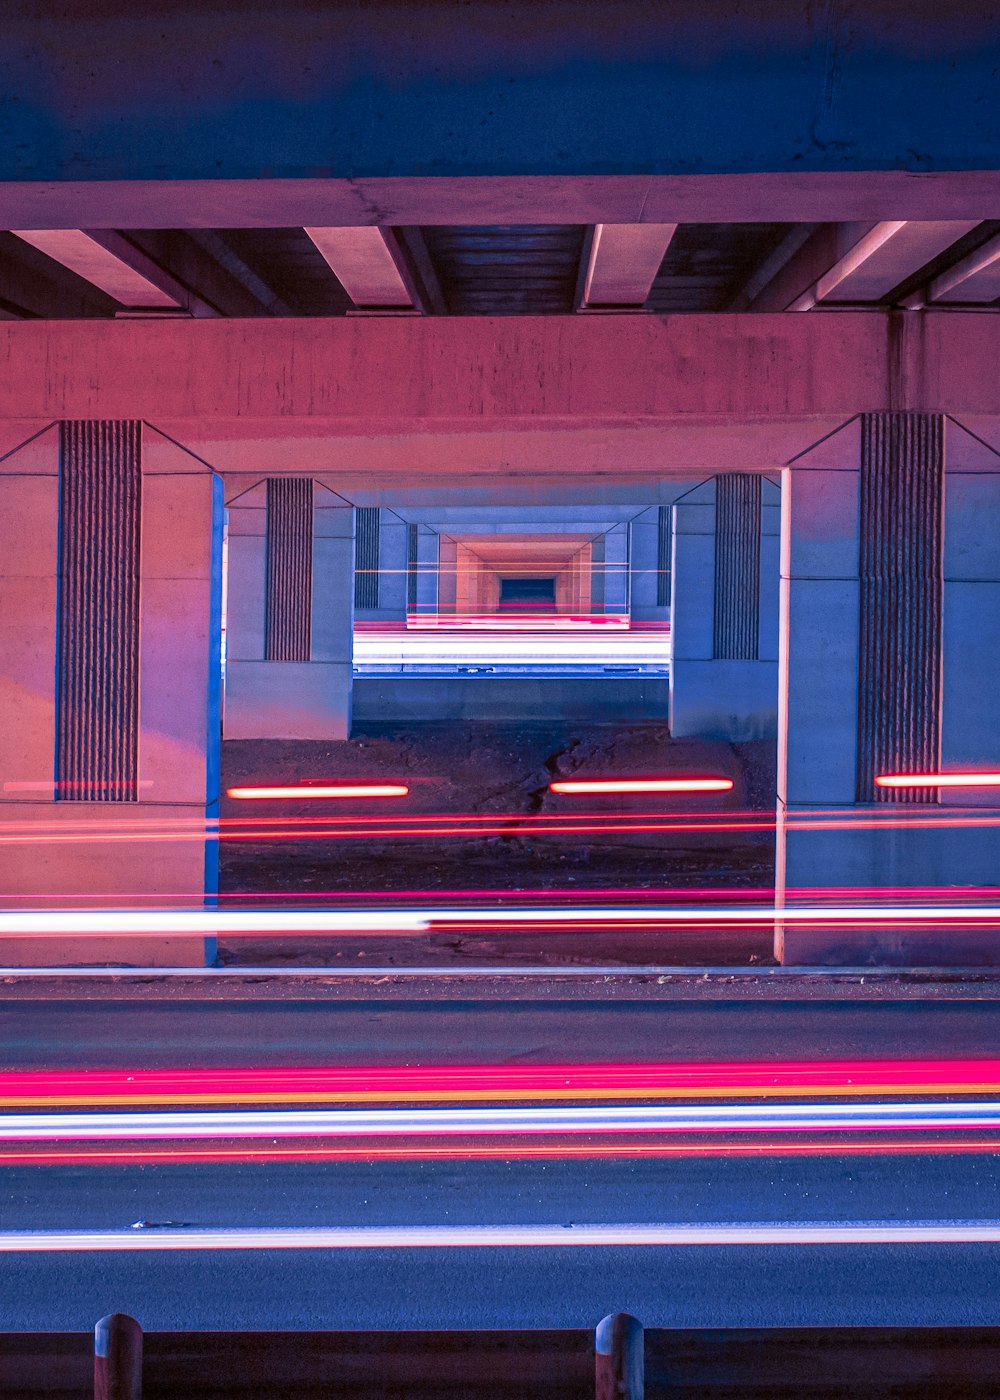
777,414,1000,965
0,422,222,966
410,524,439,618
437,536,458,613
669,475,779,739
375,511,409,620
602,523,630,615
628,506,671,623
224,479,354,738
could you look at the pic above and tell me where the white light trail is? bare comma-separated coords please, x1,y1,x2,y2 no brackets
7,1101,1000,1140
3,1222,1000,1251
353,631,669,670
0,904,998,939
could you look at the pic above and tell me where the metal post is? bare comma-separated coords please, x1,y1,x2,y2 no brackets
94,1313,143,1400
595,1312,644,1399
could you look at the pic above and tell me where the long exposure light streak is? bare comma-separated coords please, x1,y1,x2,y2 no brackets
876,771,1000,789
400,614,634,631
6,1138,1000,1166
3,1221,1000,1251
550,778,733,795
6,1059,1000,1107
7,1102,1000,1141
1,904,999,939
226,784,410,800
5,806,1000,848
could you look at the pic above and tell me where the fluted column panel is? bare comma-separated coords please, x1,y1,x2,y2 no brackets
354,506,380,609
713,473,761,660
264,477,313,661
857,412,944,804
56,420,141,802
656,504,671,607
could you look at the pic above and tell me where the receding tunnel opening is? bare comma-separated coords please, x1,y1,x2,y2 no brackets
219,488,780,968
499,576,557,611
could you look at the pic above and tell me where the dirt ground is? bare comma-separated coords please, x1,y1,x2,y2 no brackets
218,723,777,966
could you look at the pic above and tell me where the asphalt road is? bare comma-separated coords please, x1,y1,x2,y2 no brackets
7,996,1000,1066
3,996,1000,1331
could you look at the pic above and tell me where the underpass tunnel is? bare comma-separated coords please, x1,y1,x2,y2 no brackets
209,481,781,966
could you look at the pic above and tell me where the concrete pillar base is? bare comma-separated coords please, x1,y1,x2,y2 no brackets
0,935,216,968
223,660,352,739
669,659,778,740
0,801,218,967
777,808,1000,966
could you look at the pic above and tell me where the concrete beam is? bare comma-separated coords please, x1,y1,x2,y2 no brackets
750,222,981,310
9,230,186,311
795,222,982,308
909,230,1000,305
4,314,1000,427
0,233,117,318
579,224,677,308
8,175,1000,234
304,227,415,310
130,229,294,317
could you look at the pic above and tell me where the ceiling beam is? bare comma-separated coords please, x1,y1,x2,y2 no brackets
304,226,417,311
903,231,1000,306
749,222,981,310
6,229,232,315
126,229,294,317
579,224,678,308
727,226,818,311
390,227,447,315
0,232,119,318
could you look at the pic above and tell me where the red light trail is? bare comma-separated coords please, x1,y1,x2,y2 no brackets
4,1058,1000,1108
226,783,410,800
876,771,1000,789
549,778,733,795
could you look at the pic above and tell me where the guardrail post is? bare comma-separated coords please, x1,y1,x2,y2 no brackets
94,1313,143,1400
595,1311,644,1399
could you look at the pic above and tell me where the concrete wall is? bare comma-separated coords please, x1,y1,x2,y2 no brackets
354,676,669,725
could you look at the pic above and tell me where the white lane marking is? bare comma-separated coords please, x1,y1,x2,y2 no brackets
7,1102,1000,1140
2,1222,1000,1251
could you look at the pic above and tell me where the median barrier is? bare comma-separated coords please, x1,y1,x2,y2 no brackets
94,1314,142,1400
595,1312,644,1398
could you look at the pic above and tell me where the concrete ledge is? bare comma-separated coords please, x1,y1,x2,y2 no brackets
224,660,351,739
669,659,778,740
352,675,669,724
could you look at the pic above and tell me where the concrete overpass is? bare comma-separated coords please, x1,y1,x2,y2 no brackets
2,1,1000,966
